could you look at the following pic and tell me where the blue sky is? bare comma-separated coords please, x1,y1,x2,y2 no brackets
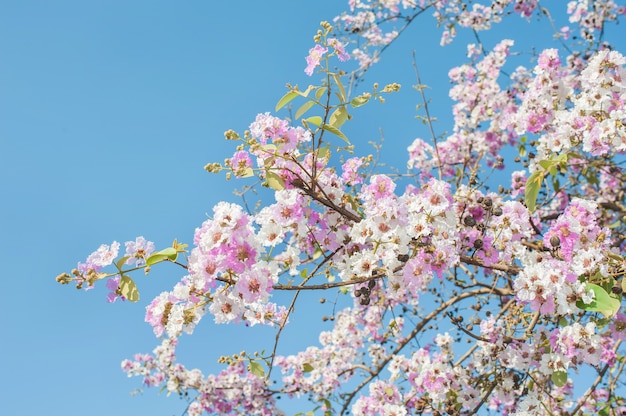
2,1,625,415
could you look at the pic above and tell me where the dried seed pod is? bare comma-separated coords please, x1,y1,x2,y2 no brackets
473,239,484,249
463,215,476,227
492,206,503,216
550,235,561,248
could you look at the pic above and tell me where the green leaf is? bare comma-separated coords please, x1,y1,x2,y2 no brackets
275,91,299,112
295,100,316,120
518,144,527,158
317,146,330,161
555,153,569,163
303,363,314,373
249,361,265,377
119,274,140,302
238,167,254,178
329,105,349,129
260,143,277,156
586,171,599,185
300,268,308,279
576,283,621,318
146,247,178,266
551,370,567,387
315,87,327,101
538,160,554,170
321,123,349,144
333,74,347,102
266,171,285,191
525,171,544,213
116,256,130,270
322,398,332,416
350,96,369,108
262,145,278,168
549,165,557,177
304,116,323,127
622,278,626,294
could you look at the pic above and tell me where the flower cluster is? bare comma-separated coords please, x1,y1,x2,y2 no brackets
122,338,277,415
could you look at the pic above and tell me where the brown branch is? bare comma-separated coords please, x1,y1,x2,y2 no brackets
460,255,522,275
469,381,497,415
292,179,363,223
273,275,377,291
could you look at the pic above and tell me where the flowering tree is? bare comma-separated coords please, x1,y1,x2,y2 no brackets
56,1,626,415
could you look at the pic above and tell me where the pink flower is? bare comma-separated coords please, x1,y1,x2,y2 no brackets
235,268,272,303
124,236,155,266
328,38,350,61
305,44,328,76
230,150,253,177
362,174,396,201
78,241,120,274
537,48,561,72
341,157,363,185
106,275,123,303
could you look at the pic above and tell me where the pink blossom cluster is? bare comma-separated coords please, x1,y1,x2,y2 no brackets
334,1,546,67
145,201,292,338
73,237,155,301
226,113,312,181
76,240,120,278
456,186,533,265
339,177,460,305
487,318,621,414
333,0,416,69
516,49,626,162
275,308,372,400
567,0,626,42
121,338,277,416
513,198,612,316
334,1,624,75
304,38,350,76
544,198,612,271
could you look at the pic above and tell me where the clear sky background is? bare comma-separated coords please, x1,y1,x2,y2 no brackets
2,2,625,415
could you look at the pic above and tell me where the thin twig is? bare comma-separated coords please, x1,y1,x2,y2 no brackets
412,51,443,181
